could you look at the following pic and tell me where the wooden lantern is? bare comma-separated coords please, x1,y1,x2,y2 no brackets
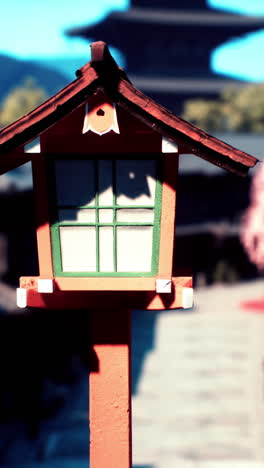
0,41,258,468
0,42,257,311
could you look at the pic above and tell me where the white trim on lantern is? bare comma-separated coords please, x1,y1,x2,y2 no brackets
38,279,54,293
17,288,27,308
162,137,178,153
156,279,172,293
82,103,120,135
182,287,193,309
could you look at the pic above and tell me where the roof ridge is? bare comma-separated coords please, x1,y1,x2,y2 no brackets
0,41,258,176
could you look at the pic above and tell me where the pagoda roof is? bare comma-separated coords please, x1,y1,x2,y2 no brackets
0,41,257,176
67,8,264,38
100,9,264,26
130,76,245,94
131,0,207,9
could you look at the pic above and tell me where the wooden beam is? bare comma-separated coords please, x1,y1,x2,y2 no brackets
158,154,178,277
89,308,132,468
31,155,53,276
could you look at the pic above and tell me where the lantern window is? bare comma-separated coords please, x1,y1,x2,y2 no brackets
50,158,162,276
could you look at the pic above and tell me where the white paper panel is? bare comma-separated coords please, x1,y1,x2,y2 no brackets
98,160,114,206
59,209,96,223
60,226,96,272
117,226,153,272
55,160,95,206
116,208,154,223
99,209,113,223
116,160,156,206
99,227,114,272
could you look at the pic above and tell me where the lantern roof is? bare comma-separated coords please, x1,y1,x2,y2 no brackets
0,41,258,176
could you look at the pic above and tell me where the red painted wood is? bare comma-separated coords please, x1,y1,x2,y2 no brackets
20,276,192,309
31,155,53,276
40,99,160,154
89,308,132,468
43,276,157,291
41,132,161,154
0,149,30,176
158,154,178,277
117,77,257,173
0,66,97,154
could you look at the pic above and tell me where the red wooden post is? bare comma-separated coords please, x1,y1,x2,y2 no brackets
89,308,132,468
31,155,53,277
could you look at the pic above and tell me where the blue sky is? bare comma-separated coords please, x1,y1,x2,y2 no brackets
0,0,264,81
0,0,128,58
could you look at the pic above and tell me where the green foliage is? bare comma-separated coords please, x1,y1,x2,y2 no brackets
181,82,264,133
213,259,239,284
0,77,47,127
182,99,227,132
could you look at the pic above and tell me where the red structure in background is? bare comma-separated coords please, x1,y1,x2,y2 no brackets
0,42,257,467
240,164,264,313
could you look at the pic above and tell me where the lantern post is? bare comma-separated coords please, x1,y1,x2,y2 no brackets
0,41,258,468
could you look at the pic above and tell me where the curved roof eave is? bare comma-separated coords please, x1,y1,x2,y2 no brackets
0,41,258,177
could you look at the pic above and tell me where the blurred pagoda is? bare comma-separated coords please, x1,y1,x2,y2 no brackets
67,0,264,113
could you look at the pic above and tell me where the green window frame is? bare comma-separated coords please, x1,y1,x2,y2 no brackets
49,157,162,277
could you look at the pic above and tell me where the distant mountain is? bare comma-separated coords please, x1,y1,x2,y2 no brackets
36,49,124,81
0,54,70,102
35,56,90,81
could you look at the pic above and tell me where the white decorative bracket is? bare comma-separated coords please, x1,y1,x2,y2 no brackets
162,137,178,153
38,279,53,293
182,287,194,309
156,279,172,294
82,102,120,136
17,288,27,308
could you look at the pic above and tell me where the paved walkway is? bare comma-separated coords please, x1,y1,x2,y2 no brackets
0,279,264,467
132,280,264,468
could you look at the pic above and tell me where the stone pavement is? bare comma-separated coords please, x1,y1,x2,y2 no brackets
0,280,264,468
132,280,264,468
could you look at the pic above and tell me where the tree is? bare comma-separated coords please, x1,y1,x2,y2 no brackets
0,77,47,127
181,82,264,133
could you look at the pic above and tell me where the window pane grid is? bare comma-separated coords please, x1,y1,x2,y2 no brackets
57,205,155,209
95,160,100,272
57,222,154,226
52,159,161,275
112,160,117,272
96,224,100,272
